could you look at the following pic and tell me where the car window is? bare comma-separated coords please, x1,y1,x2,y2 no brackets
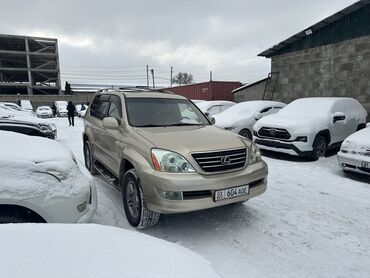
207,105,221,116
96,100,110,120
90,95,100,118
108,95,122,122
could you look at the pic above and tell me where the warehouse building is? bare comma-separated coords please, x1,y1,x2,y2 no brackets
0,34,61,95
233,77,269,102
237,0,370,114
166,81,241,101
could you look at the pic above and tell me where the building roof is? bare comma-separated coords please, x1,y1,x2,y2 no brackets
232,77,269,93
161,80,241,90
259,0,370,58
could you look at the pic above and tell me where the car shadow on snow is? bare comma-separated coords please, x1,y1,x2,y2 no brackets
143,202,263,240
261,147,340,162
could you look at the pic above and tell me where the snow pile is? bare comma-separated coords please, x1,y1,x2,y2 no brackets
0,224,219,278
341,126,370,152
0,131,90,200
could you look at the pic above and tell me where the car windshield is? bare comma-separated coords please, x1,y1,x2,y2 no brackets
126,97,210,127
279,99,333,116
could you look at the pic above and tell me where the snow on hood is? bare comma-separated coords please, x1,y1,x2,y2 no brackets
0,131,90,200
214,101,284,128
0,107,55,128
341,126,370,152
0,224,220,278
254,113,327,134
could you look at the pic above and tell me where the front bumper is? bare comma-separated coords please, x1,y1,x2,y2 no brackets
140,161,268,214
254,137,312,156
337,151,370,176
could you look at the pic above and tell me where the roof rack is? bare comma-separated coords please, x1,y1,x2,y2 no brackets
97,86,174,95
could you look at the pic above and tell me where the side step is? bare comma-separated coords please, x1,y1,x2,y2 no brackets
94,161,119,187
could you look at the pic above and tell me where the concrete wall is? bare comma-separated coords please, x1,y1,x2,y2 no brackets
233,79,268,103
270,35,370,117
0,92,95,110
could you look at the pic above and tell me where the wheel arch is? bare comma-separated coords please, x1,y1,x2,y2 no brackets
0,204,47,223
315,129,331,145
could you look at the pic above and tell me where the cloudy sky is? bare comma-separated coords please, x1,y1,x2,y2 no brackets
0,0,355,87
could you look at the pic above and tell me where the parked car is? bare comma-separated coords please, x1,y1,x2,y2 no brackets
55,100,68,117
0,130,97,223
36,106,53,118
0,102,26,112
83,89,267,229
253,97,368,161
337,126,370,175
0,103,34,116
214,101,286,139
195,100,235,116
20,100,33,112
0,224,219,278
0,105,57,139
76,104,88,117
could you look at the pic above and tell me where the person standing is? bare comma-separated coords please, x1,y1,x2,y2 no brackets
51,103,57,117
67,101,76,126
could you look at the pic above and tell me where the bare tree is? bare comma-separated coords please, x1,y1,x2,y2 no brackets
172,72,193,86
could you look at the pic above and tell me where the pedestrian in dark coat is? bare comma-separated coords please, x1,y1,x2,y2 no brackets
67,101,76,126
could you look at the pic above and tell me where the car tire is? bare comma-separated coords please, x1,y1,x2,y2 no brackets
83,141,99,175
238,129,252,140
0,215,31,224
122,169,160,229
309,135,328,161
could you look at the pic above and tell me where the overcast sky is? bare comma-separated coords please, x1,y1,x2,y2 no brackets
0,0,356,87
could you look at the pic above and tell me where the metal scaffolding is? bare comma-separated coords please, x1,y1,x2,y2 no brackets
0,34,61,95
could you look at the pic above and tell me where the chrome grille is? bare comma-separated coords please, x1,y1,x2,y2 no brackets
191,148,247,173
258,127,291,140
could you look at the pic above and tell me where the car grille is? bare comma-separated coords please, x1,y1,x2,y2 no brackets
258,127,291,140
191,148,247,173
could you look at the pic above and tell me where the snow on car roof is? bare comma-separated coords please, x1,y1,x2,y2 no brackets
218,100,284,115
196,101,235,111
279,97,352,116
0,224,219,278
0,131,71,163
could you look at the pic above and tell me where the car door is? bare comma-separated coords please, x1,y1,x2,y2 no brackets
330,100,348,143
100,95,124,174
89,94,110,165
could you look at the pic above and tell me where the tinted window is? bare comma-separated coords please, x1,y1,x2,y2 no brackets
90,95,100,117
108,95,122,121
91,95,110,120
260,107,272,113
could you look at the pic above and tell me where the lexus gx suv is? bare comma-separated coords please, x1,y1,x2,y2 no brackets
83,89,268,229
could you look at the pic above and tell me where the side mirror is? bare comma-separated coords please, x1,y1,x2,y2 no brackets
209,116,216,125
103,117,119,130
254,112,263,121
333,112,346,123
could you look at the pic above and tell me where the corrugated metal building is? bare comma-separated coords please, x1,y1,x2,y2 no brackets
165,81,241,101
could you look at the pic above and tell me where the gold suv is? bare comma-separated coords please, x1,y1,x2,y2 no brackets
83,89,268,229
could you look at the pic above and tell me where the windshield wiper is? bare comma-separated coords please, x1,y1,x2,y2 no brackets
134,124,164,127
165,123,205,126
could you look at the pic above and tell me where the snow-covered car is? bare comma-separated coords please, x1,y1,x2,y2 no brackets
214,100,286,139
36,106,53,118
0,105,57,139
0,224,219,278
20,100,33,112
0,103,34,116
76,104,88,117
253,97,368,161
0,102,27,112
55,100,68,117
195,100,235,116
0,131,97,223
337,126,370,175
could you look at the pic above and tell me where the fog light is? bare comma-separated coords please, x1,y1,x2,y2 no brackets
295,136,307,142
158,190,183,200
77,201,87,212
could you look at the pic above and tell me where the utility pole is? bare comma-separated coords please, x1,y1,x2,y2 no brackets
170,66,173,87
146,65,149,88
210,70,213,81
150,68,155,89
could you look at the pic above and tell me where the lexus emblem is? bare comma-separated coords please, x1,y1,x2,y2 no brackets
220,156,231,165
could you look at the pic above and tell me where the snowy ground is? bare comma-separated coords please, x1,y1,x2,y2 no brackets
55,117,370,278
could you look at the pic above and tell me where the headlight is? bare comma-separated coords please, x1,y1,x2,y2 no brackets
249,144,261,164
151,149,195,173
295,136,308,142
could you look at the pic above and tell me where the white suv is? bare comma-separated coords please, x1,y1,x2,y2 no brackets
253,97,367,160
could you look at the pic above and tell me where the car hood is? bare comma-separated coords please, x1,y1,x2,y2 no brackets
254,114,327,134
341,127,370,152
133,125,248,154
214,113,254,129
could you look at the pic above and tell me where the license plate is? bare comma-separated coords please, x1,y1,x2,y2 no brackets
215,185,249,201
362,161,369,168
